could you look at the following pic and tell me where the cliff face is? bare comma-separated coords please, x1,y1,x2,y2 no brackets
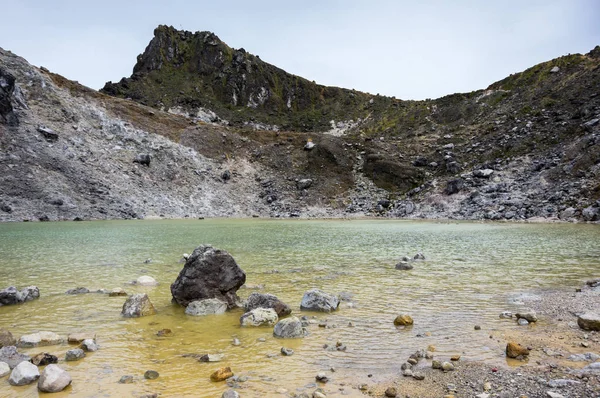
1,26,599,222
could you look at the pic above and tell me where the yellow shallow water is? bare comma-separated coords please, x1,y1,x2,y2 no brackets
0,219,599,397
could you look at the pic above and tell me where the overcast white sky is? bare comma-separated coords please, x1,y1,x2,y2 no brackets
1,1,598,100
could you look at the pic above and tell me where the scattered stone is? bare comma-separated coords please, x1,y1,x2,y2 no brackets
499,311,513,319
80,339,98,352
0,346,30,368
407,358,418,365
515,309,538,323
315,373,329,382
65,287,90,294
385,386,397,397
281,347,294,356
412,374,425,380
414,252,425,260
232,338,241,346
0,328,16,347
67,332,96,343
136,275,158,286
198,354,224,362
37,364,71,393
121,293,156,317
445,178,464,195
0,361,10,377
518,318,530,326
118,375,134,384
210,367,233,382
0,286,40,306
546,392,565,398
109,288,127,297
18,331,63,347
427,345,436,352
300,289,339,312
185,298,228,316
550,66,560,73
474,325,481,330
402,368,413,377
506,342,529,358
171,245,246,309
273,316,305,338
441,362,455,371
432,360,442,369
8,361,39,386
547,379,581,388
567,352,600,362
65,348,85,361
244,292,292,317
473,169,494,178
393,314,414,326
37,126,59,141
577,312,600,331
133,153,151,166
144,370,159,380
222,389,240,398
450,355,461,361
240,308,278,326
157,329,172,337
30,352,58,366
297,179,313,190
394,261,413,270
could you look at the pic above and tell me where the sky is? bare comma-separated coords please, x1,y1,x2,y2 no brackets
1,1,598,100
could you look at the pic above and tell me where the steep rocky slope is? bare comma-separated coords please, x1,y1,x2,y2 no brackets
1,26,599,222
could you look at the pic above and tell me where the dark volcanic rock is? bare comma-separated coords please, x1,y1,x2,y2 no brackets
0,286,39,306
244,292,292,317
133,153,151,166
170,245,246,309
0,66,18,125
445,178,464,195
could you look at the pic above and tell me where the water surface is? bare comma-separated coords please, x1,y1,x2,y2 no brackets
0,219,599,397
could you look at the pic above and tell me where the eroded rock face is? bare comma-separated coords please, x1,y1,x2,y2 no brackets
243,292,291,317
121,293,156,317
300,289,339,312
38,364,72,392
171,245,246,309
0,66,18,125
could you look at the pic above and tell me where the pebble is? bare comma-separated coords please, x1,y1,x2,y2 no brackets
144,370,159,380
402,369,413,377
385,386,397,397
65,349,85,361
474,325,481,330
517,318,530,326
281,347,294,356
232,338,241,346
315,373,328,382
441,362,455,371
119,375,134,383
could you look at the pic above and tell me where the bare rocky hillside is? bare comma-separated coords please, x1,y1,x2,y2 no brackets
1,27,599,222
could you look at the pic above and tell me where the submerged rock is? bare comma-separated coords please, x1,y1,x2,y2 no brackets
244,292,292,317
0,328,16,348
135,275,158,286
395,261,414,270
121,293,156,317
273,316,305,338
171,245,246,309
65,349,85,361
0,286,39,306
18,331,63,347
0,346,30,369
9,361,39,386
108,288,128,297
65,287,90,294
185,298,227,316
67,332,96,343
37,364,72,393
394,314,414,326
240,308,278,326
144,370,159,379
300,289,339,312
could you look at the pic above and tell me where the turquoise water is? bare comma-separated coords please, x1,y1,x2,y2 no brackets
0,219,599,397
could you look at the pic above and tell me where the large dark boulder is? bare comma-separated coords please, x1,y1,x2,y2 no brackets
0,286,39,306
244,292,292,317
171,245,246,309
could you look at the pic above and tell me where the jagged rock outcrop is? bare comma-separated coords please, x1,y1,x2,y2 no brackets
171,245,246,309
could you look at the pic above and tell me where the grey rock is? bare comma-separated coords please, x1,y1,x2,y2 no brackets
0,285,39,306
0,346,30,369
515,309,538,322
119,375,134,383
473,169,494,178
37,126,59,141
567,352,600,362
240,308,278,326
441,361,455,371
273,316,305,338
395,261,413,270
577,312,600,331
18,331,63,347
121,293,156,317
300,289,339,312
0,361,10,377
244,292,292,317
582,206,599,221
65,287,90,294
65,348,85,361
171,245,246,309
8,361,39,386
413,252,425,260
281,347,294,356
198,354,224,362
445,178,464,195
546,392,565,398
222,389,240,398
185,298,227,316
297,179,313,190
0,328,16,348
37,364,72,393
550,66,560,73
547,379,581,388
80,339,98,352
133,153,151,166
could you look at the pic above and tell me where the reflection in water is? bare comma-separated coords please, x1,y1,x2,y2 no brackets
0,219,599,397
